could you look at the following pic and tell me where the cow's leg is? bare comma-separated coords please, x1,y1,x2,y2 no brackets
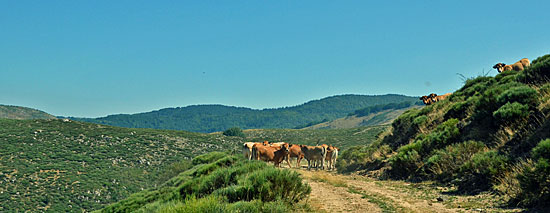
286,154,292,168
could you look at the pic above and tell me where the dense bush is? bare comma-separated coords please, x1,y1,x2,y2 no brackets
517,54,550,85
389,119,461,179
102,153,311,212
496,86,538,107
456,150,509,193
425,141,487,182
492,102,530,122
516,139,550,206
223,127,246,137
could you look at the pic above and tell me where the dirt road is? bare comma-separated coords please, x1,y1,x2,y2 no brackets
296,169,522,213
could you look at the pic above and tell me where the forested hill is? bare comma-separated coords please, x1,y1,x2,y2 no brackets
68,94,419,133
0,105,56,120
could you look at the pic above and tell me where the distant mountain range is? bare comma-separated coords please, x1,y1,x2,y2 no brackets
66,94,421,133
0,105,56,120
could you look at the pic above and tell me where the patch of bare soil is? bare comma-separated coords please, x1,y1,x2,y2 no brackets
301,171,380,213
297,169,520,213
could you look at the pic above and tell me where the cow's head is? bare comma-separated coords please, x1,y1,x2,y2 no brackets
263,141,269,146
282,143,290,152
493,63,506,73
420,96,432,105
428,93,438,102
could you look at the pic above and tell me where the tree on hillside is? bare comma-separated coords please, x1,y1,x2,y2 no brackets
223,127,246,137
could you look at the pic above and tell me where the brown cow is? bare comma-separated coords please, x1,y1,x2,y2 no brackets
493,58,530,73
288,144,304,168
429,93,451,103
252,143,290,167
325,145,339,171
300,145,327,170
270,142,292,167
243,141,270,160
420,96,433,105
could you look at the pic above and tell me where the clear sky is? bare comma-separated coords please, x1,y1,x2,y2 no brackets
1,1,549,117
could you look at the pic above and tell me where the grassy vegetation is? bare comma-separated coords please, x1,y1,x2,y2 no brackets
337,54,550,208
98,152,311,212
0,104,56,120
0,119,243,212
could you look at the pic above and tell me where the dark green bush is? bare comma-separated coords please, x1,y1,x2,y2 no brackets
492,102,529,122
240,168,311,203
532,138,550,160
517,54,550,85
389,119,460,179
389,149,423,178
223,127,246,137
456,150,509,193
425,141,487,182
496,86,538,107
516,139,550,207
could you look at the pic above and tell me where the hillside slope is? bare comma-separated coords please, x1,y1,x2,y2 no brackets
304,105,421,130
0,104,56,120
68,94,419,133
0,118,387,212
0,119,242,212
337,54,550,208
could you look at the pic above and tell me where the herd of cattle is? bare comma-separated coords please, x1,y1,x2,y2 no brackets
420,57,531,105
243,141,339,170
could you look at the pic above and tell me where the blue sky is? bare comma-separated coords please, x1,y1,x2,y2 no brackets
1,1,549,117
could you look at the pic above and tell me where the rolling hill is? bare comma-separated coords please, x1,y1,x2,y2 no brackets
67,94,420,133
0,117,387,212
304,102,423,129
0,119,242,212
0,105,56,120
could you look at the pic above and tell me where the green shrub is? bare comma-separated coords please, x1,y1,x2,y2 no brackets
516,139,550,207
239,168,311,203
389,149,422,178
223,127,246,137
492,102,529,122
412,115,428,126
389,119,460,179
156,195,227,213
227,200,263,212
532,138,550,160
496,86,538,107
457,150,509,193
517,54,550,84
191,152,227,165
425,141,487,182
